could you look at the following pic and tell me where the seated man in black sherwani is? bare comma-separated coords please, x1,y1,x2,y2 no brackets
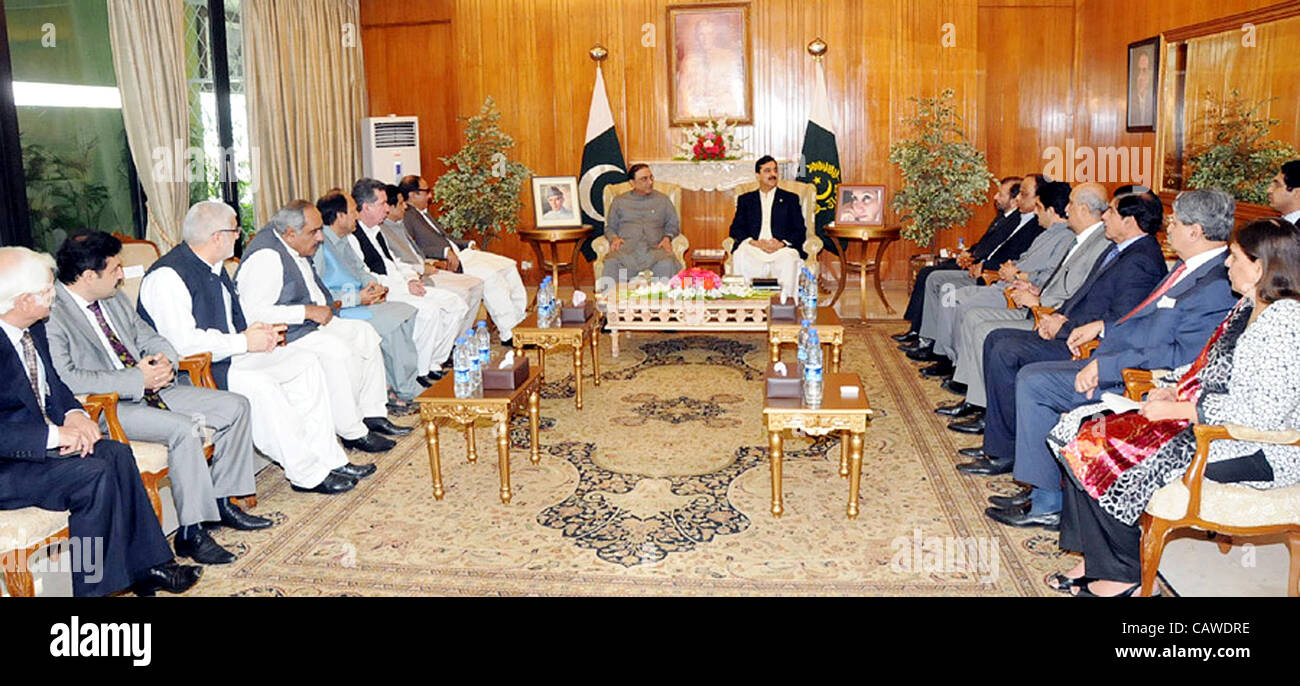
0,246,201,596
727,155,808,299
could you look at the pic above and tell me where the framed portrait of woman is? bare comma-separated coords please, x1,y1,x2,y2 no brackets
835,185,886,226
667,2,752,125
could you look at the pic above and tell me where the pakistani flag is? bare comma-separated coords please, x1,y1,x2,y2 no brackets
796,59,843,254
578,65,627,260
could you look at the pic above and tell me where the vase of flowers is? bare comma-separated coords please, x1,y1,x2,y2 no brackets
675,119,744,162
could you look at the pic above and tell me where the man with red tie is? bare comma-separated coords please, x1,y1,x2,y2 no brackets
992,188,1238,528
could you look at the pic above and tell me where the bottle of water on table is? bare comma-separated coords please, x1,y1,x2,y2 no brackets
475,320,491,367
803,330,823,407
453,337,471,398
797,319,812,366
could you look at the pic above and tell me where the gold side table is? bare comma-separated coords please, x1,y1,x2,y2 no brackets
767,306,844,371
824,224,901,319
415,365,543,504
762,373,873,518
510,308,603,410
517,226,592,289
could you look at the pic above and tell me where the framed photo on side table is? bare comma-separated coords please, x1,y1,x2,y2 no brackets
531,176,581,227
835,185,886,226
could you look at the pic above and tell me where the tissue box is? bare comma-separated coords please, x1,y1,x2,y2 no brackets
765,362,803,398
769,296,797,322
560,300,596,324
482,356,530,390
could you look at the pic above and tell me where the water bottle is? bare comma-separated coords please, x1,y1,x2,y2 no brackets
453,337,471,398
803,331,824,407
539,276,553,321
797,319,812,366
800,267,818,319
475,321,491,367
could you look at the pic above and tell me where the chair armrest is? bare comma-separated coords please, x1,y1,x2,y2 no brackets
82,392,128,443
1029,306,1055,327
671,234,690,266
1122,368,1155,401
1073,339,1100,360
1003,286,1017,309
1182,424,1300,520
425,259,448,272
178,352,218,389
981,270,1000,285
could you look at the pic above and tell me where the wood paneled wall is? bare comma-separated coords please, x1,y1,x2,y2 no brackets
359,0,1292,288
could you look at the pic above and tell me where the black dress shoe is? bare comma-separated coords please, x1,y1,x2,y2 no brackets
985,506,1060,530
955,455,1013,475
898,339,931,354
291,472,356,494
957,446,986,459
174,526,236,565
989,488,1032,510
906,347,943,363
332,462,377,480
216,498,273,531
500,338,514,348
132,562,203,596
891,330,920,343
940,378,967,396
416,375,434,387
935,400,979,418
418,370,446,386
920,359,955,377
948,414,986,434
340,432,396,453
364,416,413,437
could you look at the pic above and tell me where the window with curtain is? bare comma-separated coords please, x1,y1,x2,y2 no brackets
5,0,139,252
184,0,254,237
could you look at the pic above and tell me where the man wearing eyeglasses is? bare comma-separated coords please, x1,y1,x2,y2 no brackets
398,175,528,346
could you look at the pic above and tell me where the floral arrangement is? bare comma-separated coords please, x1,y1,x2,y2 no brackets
630,269,760,301
674,119,744,162
669,267,721,291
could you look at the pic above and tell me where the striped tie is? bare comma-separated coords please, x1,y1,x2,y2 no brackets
19,330,52,424
87,301,168,410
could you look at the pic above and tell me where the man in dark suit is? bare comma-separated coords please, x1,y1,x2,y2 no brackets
952,190,1169,448
48,231,273,566
898,175,1038,355
990,189,1239,529
0,246,201,596
727,155,807,299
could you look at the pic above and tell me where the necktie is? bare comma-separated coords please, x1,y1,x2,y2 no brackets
1097,244,1120,271
87,301,168,410
19,330,52,424
1116,262,1187,325
375,231,394,260
1040,240,1077,291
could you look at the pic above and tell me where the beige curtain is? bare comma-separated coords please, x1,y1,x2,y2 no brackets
107,0,189,248
243,0,368,226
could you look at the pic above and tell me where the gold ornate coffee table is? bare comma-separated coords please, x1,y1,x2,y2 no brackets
601,288,771,357
510,309,603,410
415,365,543,504
763,372,873,518
767,306,844,371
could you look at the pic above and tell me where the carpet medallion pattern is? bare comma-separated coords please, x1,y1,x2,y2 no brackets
189,323,1079,596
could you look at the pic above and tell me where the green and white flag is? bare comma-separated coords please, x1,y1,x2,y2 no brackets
578,65,627,260
796,59,842,250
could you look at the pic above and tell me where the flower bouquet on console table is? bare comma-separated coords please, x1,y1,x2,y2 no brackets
674,119,745,162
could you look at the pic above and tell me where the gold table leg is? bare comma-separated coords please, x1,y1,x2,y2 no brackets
839,430,849,478
528,389,541,465
573,342,584,410
589,325,600,386
769,335,780,364
833,342,842,373
847,431,864,518
769,429,784,517
425,419,444,500
496,420,512,504
859,241,870,321
873,238,896,315
538,349,547,381
465,421,477,463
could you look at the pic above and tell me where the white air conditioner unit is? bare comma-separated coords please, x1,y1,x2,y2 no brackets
361,115,420,183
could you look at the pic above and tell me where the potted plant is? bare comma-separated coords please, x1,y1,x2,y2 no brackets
433,97,532,246
1186,89,1298,205
888,89,996,247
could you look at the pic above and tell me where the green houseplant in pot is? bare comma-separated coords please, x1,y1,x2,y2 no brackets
1186,89,1298,205
888,89,996,248
433,97,533,247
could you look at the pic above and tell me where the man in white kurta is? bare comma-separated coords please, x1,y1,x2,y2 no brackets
350,179,466,378
728,156,807,300
380,187,484,334
234,201,403,452
138,201,357,493
399,175,528,344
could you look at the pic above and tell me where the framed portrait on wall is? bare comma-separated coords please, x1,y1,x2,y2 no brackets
531,176,581,227
1126,36,1160,133
835,185,886,226
667,2,752,125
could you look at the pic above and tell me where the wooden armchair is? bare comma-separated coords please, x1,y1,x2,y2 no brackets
1023,306,1100,360
1,511,69,596
1117,369,1300,596
721,180,824,277
591,181,688,284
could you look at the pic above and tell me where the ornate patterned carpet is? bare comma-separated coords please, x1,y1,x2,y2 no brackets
191,321,1075,596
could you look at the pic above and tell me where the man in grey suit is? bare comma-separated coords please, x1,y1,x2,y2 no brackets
46,231,272,566
939,183,1116,424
